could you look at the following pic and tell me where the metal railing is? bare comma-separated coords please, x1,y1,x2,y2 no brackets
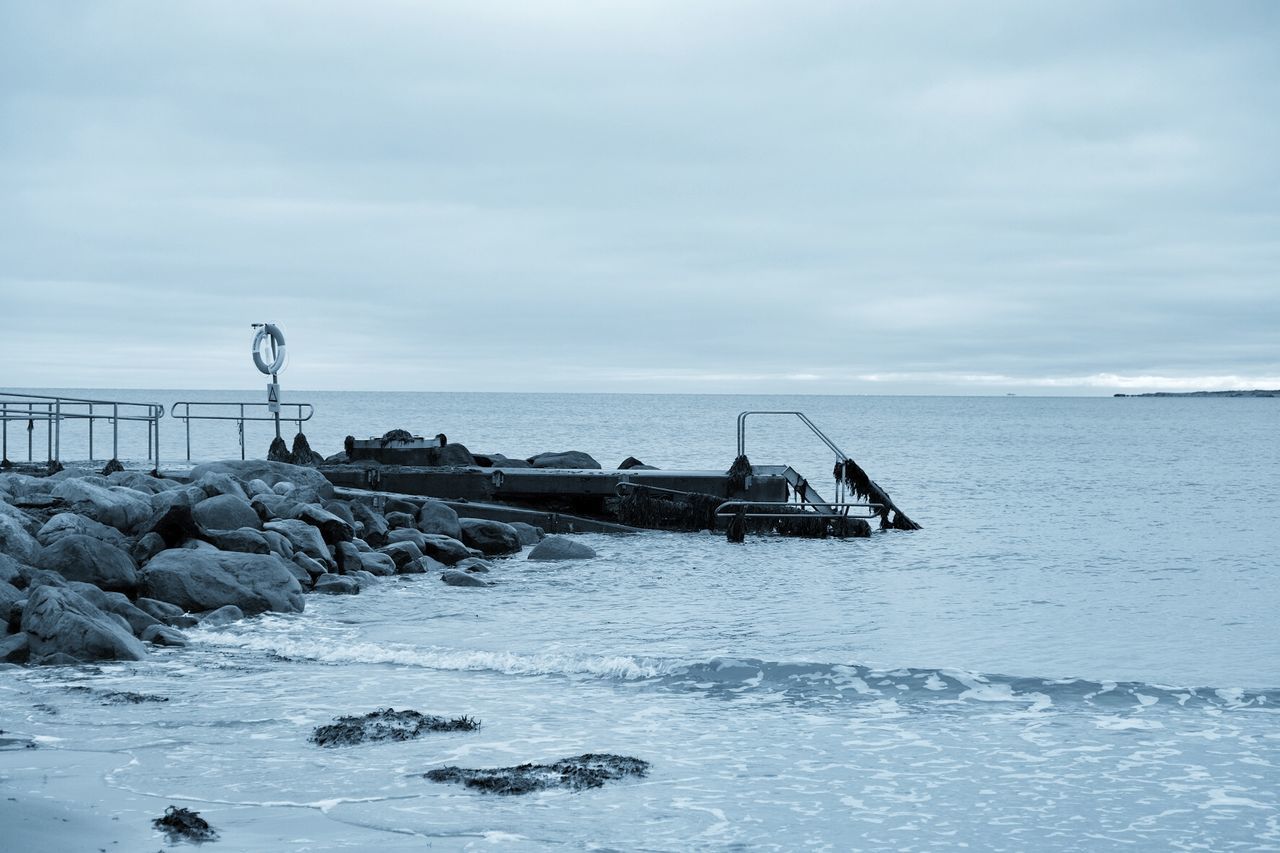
714,499,882,520
736,410,848,462
0,392,164,466
170,401,314,460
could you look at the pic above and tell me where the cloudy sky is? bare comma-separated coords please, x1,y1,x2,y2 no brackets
2,1,1277,394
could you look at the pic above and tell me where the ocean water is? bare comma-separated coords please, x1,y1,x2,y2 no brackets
2,392,1278,849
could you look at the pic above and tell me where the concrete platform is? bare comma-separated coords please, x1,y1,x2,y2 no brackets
320,464,787,505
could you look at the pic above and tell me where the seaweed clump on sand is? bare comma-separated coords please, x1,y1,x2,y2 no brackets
424,753,650,795
153,805,217,842
309,708,479,747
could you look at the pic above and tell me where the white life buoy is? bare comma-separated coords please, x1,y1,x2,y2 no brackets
252,324,287,375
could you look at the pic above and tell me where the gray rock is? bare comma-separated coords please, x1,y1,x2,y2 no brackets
385,528,429,551
458,519,522,556
260,529,295,560
351,537,373,553
322,501,356,527
200,604,246,626
454,557,492,573
17,566,67,591
141,624,188,646
141,550,304,616
385,511,416,530
441,570,489,588
618,456,657,470
272,480,296,495
187,460,335,503
262,520,330,563
348,570,378,587
132,532,167,564
349,502,389,547
384,498,420,516
416,501,462,539
378,541,424,571
314,574,360,595
474,453,531,469
0,553,24,587
108,471,179,494
37,512,130,549
0,631,28,663
292,504,353,544
0,499,39,535
244,478,274,497
38,534,139,593
135,597,197,628
293,552,328,581
202,527,271,555
49,478,152,532
436,443,477,467
527,535,598,561
21,585,147,664
357,552,397,577
508,522,545,546
1,579,24,631
193,494,262,532
526,451,601,470
414,533,476,565
0,514,41,564
67,582,159,636
194,471,249,502
250,493,303,523
419,554,449,574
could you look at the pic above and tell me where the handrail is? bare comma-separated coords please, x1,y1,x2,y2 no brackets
0,392,164,467
736,410,847,461
170,401,314,461
714,499,883,520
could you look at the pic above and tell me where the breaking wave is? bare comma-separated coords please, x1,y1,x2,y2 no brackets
194,630,1278,712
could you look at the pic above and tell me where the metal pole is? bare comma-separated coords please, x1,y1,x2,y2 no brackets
113,404,119,461
186,407,191,461
239,403,246,460
154,409,160,470
28,409,34,461
88,403,94,461
54,399,61,462
272,372,281,440
46,404,52,463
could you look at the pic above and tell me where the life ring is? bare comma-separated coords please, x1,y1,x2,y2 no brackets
252,324,287,375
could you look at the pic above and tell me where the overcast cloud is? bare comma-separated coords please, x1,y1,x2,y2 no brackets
2,0,1277,394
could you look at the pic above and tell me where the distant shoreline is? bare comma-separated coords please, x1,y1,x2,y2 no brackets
1113,390,1279,398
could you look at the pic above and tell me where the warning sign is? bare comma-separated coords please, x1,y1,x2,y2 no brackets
267,382,281,414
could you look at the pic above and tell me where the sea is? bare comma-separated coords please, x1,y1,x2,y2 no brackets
2,391,1278,850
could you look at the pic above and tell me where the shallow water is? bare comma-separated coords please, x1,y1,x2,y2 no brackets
2,392,1278,849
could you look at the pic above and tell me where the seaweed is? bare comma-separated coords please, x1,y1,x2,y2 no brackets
152,805,217,843
425,753,650,795
309,708,479,747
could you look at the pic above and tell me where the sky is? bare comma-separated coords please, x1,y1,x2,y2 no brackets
1,0,1278,395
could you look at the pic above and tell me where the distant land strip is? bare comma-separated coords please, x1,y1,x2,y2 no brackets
1113,390,1279,398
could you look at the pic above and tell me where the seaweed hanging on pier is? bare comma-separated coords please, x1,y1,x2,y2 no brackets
613,485,722,532
834,458,921,530
726,455,752,494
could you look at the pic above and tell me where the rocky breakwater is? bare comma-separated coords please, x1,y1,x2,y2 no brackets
0,458,564,667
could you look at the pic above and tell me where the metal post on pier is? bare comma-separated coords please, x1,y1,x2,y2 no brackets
88,403,94,461
113,403,119,461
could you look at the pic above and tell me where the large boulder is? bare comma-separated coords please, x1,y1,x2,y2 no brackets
250,493,303,523
1,579,25,631
436,443,477,467
473,453,531,469
526,451,601,470
314,574,360,595
349,502,389,547
416,501,462,539
0,514,41,564
378,541,424,571
193,471,249,502
141,549,304,616
458,519,522,556
37,512,130,550
527,535,597,561
508,522,544,546
441,569,489,588
49,479,152,532
37,533,139,593
193,494,262,532
292,504,354,544
187,460,335,503
202,527,272,555
21,585,148,664
67,581,160,636
0,499,39,535
262,520,330,564
414,533,476,565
